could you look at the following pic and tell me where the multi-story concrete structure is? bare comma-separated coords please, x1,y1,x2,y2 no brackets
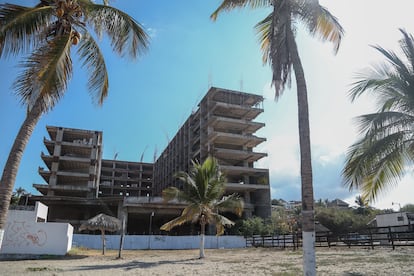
35,126,103,198
154,87,270,217
32,87,271,233
99,160,154,198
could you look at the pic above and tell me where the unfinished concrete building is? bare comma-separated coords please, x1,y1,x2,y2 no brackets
32,87,271,233
154,87,271,217
99,160,154,198
34,126,103,198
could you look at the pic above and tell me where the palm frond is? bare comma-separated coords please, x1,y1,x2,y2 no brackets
255,13,272,65
398,29,414,73
0,4,53,58
360,146,406,202
268,0,292,98
216,194,244,216
348,64,396,102
175,171,201,201
161,156,243,233
79,2,149,59
77,31,108,105
211,213,236,235
162,187,181,202
343,130,410,201
373,45,412,82
205,178,226,203
355,111,414,136
13,33,73,112
210,0,270,21
297,3,343,54
160,205,199,231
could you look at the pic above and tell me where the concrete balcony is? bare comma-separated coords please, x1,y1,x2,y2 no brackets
225,182,269,192
210,102,263,121
33,183,92,196
41,153,91,171
213,148,267,162
44,138,95,158
209,116,265,134
208,131,266,148
219,165,269,176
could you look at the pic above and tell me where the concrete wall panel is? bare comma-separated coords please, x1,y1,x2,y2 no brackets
1,221,73,255
73,234,245,250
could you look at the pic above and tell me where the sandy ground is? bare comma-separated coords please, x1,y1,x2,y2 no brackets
0,247,413,275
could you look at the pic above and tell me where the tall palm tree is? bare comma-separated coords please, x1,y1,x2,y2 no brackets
211,1,343,274
343,29,414,203
160,157,244,259
0,0,149,247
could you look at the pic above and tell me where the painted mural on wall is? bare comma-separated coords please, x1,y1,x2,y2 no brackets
3,221,47,247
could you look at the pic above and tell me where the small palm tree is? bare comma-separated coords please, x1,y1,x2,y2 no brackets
160,157,244,259
0,0,149,246
10,187,26,206
211,1,343,274
343,29,414,203
354,195,368,215
354,195,367,208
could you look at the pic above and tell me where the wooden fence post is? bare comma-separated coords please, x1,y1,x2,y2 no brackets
388,227,395,250
369,228,374,250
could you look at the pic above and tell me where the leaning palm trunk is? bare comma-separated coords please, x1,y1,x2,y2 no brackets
0,99,43,248
287,28,316,275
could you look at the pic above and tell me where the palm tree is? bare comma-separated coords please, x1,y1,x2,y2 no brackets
10,187,27,206
343,29,414,203
354,195,367,208
354,195,368,215
0,0,149,247
160,157,244,259
211,0,343,274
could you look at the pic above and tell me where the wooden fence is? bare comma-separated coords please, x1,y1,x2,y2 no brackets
246,224,414,250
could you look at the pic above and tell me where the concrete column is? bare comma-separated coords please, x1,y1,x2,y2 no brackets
49,128,63,187
244,210,253,219
244,191,251,204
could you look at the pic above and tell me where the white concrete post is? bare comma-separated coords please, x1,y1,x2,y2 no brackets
0,228,4,249
302,231,316,276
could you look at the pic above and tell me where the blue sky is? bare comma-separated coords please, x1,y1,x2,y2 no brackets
1,0,413,210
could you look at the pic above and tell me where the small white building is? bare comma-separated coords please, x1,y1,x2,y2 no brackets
373,212,414,227
0,202,73,256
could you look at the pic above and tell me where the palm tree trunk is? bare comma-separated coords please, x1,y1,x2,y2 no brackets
0,99,43,248
287,28,316,276
117,214,126,259
101,229,106,255
199,215,206,259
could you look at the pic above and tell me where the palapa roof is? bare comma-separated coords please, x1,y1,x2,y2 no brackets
315,221,330,233
79,213,121,232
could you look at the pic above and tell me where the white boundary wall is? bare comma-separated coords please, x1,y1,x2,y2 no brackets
73,234,246,250
0,202,73,256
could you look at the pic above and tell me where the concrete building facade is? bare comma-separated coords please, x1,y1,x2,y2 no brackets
35,126,103,198
31,87,271,234
154,87,270,217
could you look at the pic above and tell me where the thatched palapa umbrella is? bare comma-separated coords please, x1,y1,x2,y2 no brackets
79,213,121,255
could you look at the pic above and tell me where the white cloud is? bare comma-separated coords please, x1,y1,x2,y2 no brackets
257,133,300,178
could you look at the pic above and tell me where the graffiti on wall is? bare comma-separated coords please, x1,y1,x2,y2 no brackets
3,221,47,247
